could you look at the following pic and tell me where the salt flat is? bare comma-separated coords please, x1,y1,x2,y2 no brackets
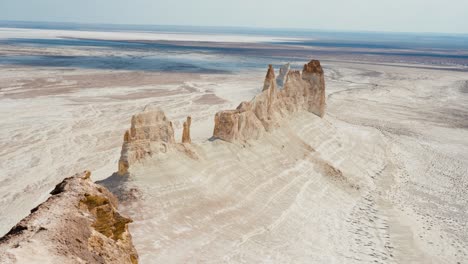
0,27,302,43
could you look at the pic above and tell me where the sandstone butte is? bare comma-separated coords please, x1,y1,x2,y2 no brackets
0,171,138,264
116,59,325,175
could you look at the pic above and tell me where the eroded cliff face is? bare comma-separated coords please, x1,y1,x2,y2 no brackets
117,59,324,173
213,60,326,142
117,104,195,175
0,171,138,264
118,106,175,175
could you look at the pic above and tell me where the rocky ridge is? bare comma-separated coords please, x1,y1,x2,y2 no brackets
117,59,325,174
0,171,138,264
213,60,326,142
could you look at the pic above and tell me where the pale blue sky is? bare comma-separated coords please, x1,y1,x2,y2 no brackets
1,0,467,34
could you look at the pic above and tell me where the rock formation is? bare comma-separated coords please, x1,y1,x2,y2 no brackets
262,64,277,92
182,116,192,144
276,63,290,89
118,105,175,175
117,59,325,172
0,171,138,264
213,59,326,142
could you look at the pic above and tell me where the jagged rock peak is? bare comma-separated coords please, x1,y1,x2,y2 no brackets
127,106,175,143
182,116,192,144
213,59,326,142
303,60,324,74
277,63,290,89
0,171,138,264
118,106,175,175
287,70,301,78
262,64,276,91
266,64,275,80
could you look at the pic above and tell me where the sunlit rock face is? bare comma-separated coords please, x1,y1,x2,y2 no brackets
118,106,175,175
213,59,326,142
0,171,138,264
182,116,192,144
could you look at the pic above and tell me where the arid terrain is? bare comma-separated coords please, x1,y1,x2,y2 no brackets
0,26,467,263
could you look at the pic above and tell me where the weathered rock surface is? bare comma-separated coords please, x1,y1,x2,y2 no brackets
118,105,175,175
182,116,192,144
117,60,325,171
276,63,290,89
213,60,326,142
0,171,138,264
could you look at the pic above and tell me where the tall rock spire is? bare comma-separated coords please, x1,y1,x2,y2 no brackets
182,116,192,144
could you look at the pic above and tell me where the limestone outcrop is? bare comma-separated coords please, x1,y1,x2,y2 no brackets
182,116,192,144
0,171,138,264
117,60,325,171
118,105,175,175
276,63,290,89
213,59,326,142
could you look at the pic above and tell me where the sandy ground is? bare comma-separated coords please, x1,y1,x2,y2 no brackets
0,31,467,263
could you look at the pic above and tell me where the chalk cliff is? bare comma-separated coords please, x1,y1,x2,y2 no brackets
0,171,138,264
213,59,326,142
118,106,175,175
117,59,325,173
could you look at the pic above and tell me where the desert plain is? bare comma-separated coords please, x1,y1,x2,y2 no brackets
0,26,467,263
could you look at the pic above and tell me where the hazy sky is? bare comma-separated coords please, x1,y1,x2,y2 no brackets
1,0,467,34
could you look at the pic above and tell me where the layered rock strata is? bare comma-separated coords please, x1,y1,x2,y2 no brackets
213,60,326,142
0,171,138,264
117,60,325,173
118,106,175,175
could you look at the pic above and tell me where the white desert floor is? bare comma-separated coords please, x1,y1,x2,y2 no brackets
0,27,302,43
1,57,468,263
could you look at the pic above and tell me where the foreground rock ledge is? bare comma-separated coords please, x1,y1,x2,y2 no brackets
0,171,138,264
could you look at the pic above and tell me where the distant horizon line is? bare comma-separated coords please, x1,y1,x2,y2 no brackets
1,19,467,36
